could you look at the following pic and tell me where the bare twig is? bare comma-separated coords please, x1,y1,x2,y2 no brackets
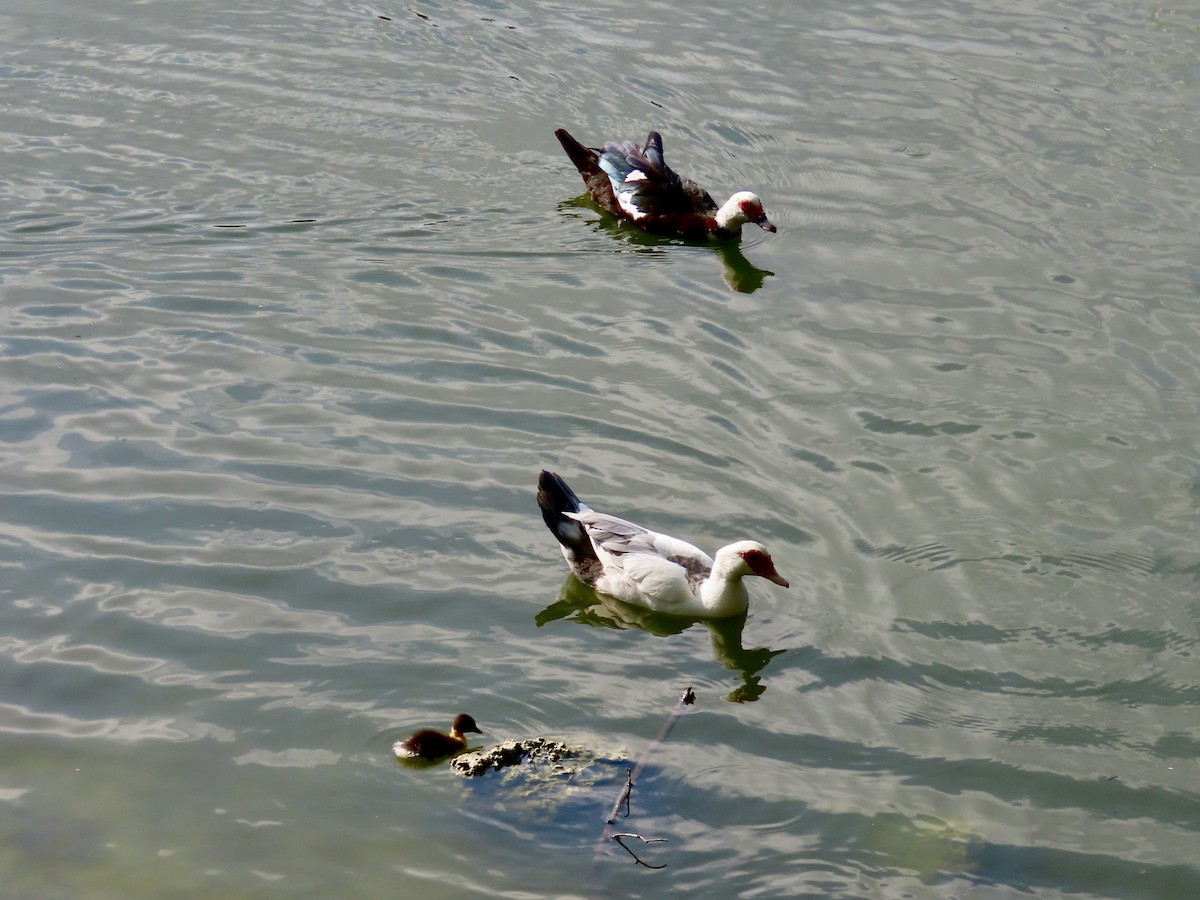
612,833,669,869
596,686,696,868
607,768,634,823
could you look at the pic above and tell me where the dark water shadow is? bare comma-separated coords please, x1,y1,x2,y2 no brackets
557,197,774,294
536,574,785,702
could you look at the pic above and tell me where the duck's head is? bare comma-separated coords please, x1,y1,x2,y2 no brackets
726,540,789,587
719,191,776,234
452,713,483,737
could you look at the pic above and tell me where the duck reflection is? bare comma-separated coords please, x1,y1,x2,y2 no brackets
557,199,774,294
714,240,773,293
537,574,785,702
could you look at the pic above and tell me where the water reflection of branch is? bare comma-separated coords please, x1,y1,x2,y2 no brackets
537,575,785,702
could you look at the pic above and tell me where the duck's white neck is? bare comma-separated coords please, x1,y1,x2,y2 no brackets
696,549,753,616
715,195,751,234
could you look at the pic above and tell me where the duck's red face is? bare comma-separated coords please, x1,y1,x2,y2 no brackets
740,548,789,587
739,197,776,232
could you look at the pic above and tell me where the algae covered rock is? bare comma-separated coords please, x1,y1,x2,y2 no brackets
449,738,585,777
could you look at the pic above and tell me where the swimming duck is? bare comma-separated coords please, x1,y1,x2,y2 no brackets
554,127,776,240
393,714,482,761
537,470,788,618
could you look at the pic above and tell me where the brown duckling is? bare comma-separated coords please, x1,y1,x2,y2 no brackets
393,714,482,761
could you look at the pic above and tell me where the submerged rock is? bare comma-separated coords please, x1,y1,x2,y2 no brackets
449,738,590,778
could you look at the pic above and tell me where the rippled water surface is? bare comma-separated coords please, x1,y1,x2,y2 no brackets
2,0,1199,897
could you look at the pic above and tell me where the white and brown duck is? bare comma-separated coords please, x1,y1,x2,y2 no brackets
537,470,788,618
555,127,776,240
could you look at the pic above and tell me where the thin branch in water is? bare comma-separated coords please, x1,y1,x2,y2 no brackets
607,768,634,823
612,833,668,869
596,686,696,868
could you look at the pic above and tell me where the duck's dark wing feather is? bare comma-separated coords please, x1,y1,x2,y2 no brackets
597,132,717,220
555,128,622,218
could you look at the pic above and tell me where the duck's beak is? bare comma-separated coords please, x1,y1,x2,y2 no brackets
765,569,789,588
756,215,776,233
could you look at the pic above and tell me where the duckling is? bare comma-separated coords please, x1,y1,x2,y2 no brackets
393,714,482,761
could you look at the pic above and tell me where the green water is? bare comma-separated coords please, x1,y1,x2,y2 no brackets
1,0,1198,897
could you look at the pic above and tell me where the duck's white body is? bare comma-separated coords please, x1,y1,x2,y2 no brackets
537,471,788,618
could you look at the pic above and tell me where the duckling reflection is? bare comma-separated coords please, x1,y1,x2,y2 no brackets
537,574,785,702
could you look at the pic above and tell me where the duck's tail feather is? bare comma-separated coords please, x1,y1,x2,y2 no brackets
537,470,598,563
555,128,601,178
